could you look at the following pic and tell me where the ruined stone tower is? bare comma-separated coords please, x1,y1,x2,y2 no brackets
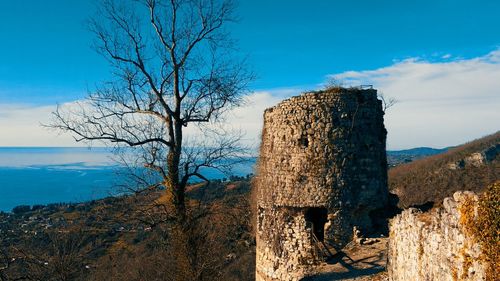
255,88,388,281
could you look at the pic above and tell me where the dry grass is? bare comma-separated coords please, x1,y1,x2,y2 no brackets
389,131,499,208
417,210,435,226
459,182,500,281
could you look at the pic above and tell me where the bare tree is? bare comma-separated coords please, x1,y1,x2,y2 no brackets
323,77,345,89
323,78,397,112
377,91,397,112
50,0,252,223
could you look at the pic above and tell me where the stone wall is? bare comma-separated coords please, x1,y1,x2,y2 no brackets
388,191,487,281
255,88,388,281
256,207,315,281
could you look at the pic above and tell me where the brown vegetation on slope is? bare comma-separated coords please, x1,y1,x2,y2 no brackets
0,180,255,281
2,132,498,280
389,131,500,208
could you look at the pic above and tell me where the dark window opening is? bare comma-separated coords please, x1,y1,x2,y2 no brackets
299,175,308,183
299,136,309,148
305,207,328,241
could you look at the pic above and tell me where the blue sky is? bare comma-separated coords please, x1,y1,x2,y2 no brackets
1,0,499,148
236,0,500,88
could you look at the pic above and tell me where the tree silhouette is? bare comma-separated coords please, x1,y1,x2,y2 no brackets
50,0,252,223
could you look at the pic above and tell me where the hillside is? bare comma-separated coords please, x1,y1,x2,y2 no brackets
0,179,255,281
389,131,500,208
2,133,498,280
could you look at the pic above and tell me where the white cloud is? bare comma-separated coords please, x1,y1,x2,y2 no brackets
331,50,500,149
182,90,291,150
0,91,288,148
227,91,289,146
0,103,76,146
2,51,499,149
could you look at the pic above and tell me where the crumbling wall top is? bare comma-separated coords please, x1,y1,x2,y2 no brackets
264,87,378,114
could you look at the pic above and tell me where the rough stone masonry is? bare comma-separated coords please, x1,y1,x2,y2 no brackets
388,191,488,281
255,88,389,281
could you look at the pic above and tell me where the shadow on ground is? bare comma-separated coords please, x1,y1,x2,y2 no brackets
301,250,386,281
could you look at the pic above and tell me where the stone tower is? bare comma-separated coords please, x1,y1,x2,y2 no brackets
255,88,388,281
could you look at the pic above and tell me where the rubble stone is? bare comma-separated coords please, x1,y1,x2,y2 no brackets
388,191,487,281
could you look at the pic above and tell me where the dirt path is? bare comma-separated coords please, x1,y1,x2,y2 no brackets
302,238,389,281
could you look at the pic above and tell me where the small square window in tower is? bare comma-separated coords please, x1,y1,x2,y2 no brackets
305,207,328,241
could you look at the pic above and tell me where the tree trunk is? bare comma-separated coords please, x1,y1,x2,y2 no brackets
167,116,186,223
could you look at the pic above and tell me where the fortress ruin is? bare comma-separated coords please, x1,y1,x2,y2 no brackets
255,88,388,281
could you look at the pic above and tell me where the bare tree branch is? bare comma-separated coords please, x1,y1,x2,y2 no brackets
48,0,253,223
378,91,398,112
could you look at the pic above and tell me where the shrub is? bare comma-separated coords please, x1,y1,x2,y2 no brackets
12,205,31,214
31,204,45,211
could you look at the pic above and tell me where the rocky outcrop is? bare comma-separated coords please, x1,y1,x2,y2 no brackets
255,88,388,281
388,191,487,281
448,143,499,170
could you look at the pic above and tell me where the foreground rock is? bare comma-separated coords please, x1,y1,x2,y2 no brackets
388,191,487,281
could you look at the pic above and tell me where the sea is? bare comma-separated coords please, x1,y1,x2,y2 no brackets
0,147,254,212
